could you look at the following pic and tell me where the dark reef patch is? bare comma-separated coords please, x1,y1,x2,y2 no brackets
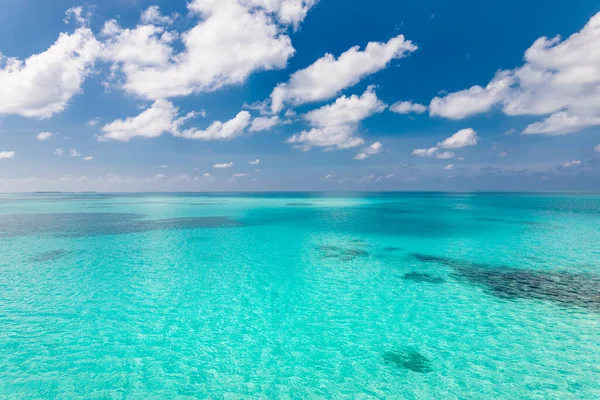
383,246,403,252
402,272,445,284
383,349,432,373
0,213,241,238
28,250,71,263
413,253,600,312
475,217,539,226
316,245,369,261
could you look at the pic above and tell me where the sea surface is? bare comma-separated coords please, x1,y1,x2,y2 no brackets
1,192,599,398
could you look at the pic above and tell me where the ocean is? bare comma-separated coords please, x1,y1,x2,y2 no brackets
1,192,599,398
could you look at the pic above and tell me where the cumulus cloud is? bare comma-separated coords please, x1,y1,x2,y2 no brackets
442,164,454,170
499,152,508,158
270,35,417,112
232,173,250,177
83,156,93,161
429,13,600,135
595,144,600,153
53,148,65,157
562,160,582,168
140,5,176,25
174,111,251,140
359,173,394,183
69,149,81,157
37,132,53,141
288,86,385,150
103,0,314,100
437,128,479,149
0,11,101,118
412,147,438,157
86,118,99,126
99,100,250,141
390,100,427,114
0,151,15,159
354,141,383,160
248,159,261,165
435,151,455,159
158,164,168,169
214,162,233,168
249,116,280,132
203,172,216,181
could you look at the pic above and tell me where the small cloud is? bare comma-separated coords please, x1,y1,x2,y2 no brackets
158,164,168,169
83,156,93,161
413,147,438,157
442,164,454,170
562,160,582,168
324,174,336,180
390,101,427,114
36,132,53,141
53,148,65,157
504,128,516,135
354,142,383,160
595,144,600,153
435,151,455,159
214,162,233,169
69,149,81,157
232,173,250,178
284,109,296,118
247,159,260,165
203,172,216,181
438,128,478,149
498,152,508,158
86,118,100,126
0,151,15,159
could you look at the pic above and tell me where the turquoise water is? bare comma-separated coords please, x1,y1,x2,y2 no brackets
1,193,600,398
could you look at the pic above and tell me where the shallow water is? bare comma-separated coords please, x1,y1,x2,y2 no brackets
1,192,599,398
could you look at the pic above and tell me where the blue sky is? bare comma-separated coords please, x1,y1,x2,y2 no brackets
1,0,599,192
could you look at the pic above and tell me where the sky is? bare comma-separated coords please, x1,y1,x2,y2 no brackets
1,0,599,192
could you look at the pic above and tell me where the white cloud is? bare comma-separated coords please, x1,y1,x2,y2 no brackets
248,159,261,165
288,86,385,150
36,132,53,141
158,164,168,169
412,147,438,157
86,118,100,126
324,174,335,179
53,148,65,157
354,141,383,160
270,35,417,112
390,100,427,114
232,173,250,177
100,100,180,141
83,156,93,161
435,151,455,159
595,144,600,153
104,0,312,100
429,13,600,135
522,112,600,135
0,12,101,118
140,5,175,25
69,149,81,157
249,116,280,132
437,128,479,149
442,164,454,170
100,100,249,141
359,173,393,183
214,162,233,168
203,172,216,181
174,111,251,140
562,160,582,168
499,152,508,158
0,151,15,159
